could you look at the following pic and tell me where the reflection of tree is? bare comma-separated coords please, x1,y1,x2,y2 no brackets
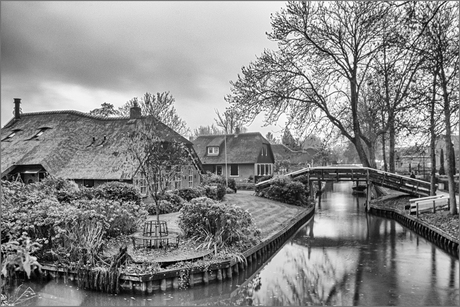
265,248,356,305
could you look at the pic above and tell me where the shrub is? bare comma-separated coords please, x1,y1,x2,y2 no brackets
94,181,142,204
227,178,237,192
146,192,185,214
236,182,255,190
256,176,308,206
174,186,206,201
1,179,148,263
178,197,260,252
203,184,226,201
201,172,236,192
256,175,273,183
202,172,225,185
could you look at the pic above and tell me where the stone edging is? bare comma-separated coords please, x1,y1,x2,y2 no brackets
40,205,316,294
369,205,459,258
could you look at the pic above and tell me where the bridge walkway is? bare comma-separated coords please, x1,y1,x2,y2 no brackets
256,166,432,198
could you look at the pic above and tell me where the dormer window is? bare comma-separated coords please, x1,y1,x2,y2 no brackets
29,127,51,140
207,146,219,156
2,129,21,141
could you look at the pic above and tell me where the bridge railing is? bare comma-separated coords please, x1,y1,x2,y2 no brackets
255,166,433,197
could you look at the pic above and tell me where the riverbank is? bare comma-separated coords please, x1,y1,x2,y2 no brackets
370,190,459,257
370,193,459,239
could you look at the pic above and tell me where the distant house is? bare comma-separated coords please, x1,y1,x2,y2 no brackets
271,144,317,175
395,136,459,175
435,135,459,173
1,98,204,197
192,132,275,182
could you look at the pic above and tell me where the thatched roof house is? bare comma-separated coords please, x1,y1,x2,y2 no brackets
1,99,204,189
192,132,275,182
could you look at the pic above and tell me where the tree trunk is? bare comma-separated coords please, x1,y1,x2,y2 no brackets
381,132,387,172
350,75,371,168
389,121,396,173
429,70,438,195
439,66,457,214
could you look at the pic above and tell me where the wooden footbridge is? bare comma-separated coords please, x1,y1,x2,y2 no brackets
256,166,433,198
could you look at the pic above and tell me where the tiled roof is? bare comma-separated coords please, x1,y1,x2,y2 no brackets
1,111,197,180
193,132,270,164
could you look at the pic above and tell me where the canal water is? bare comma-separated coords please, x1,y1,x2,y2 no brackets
12,182,459,306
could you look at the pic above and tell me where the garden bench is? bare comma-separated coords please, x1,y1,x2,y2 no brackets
131,233,179,249
131,220,179,249
408,195,449,216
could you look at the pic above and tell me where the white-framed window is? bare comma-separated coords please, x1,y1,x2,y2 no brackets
188,166,193,187
134,172,148,196
207,146,219,156
230,164,239,177
261,145,268,156
216,165,223,175
256,163,273,176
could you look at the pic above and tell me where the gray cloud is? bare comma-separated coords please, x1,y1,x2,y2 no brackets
1,1,282,133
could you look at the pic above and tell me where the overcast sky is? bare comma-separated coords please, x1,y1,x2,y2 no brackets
1,1,290,138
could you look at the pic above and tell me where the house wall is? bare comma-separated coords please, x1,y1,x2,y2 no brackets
203,163,255,183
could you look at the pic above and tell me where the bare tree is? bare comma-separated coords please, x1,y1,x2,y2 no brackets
89,102,120,117
214,108,246,134
420,1,458,213
127,116,193,225
191,124,222,140
227,2,390,167
265,132,278,144
119,92,190,136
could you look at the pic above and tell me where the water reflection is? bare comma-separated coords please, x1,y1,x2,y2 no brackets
13,182,459,306
209,182,459,306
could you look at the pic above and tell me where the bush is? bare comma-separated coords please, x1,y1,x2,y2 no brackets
227,178,237,192
174,186,206,201
1,179,148,263
202,172,236,192
146,192,185,214
94,181,142,204
256,175,273,183
256,176,308,206
236,182,255,190
203,184,226,201
178,197,260,251
202,172,225,185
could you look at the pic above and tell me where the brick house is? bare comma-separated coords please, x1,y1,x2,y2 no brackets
1,98,204,198
192,132,275,183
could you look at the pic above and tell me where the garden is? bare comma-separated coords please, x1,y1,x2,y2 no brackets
0,172,270,303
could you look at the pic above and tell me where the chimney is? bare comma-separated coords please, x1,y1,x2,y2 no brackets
129,104,142,119
14,98,21,120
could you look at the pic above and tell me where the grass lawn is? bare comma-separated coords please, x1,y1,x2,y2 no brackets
223,190,307,240
106,191,307,264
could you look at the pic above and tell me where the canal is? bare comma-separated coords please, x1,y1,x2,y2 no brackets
13,182,459,306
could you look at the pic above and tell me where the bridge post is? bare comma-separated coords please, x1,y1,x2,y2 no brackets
366,183,372,212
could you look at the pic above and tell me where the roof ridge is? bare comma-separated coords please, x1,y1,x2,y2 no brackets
196,131,262,138
18,110,132,120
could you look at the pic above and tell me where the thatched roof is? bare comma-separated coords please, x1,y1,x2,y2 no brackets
193,132,273,164
1,110,202,180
